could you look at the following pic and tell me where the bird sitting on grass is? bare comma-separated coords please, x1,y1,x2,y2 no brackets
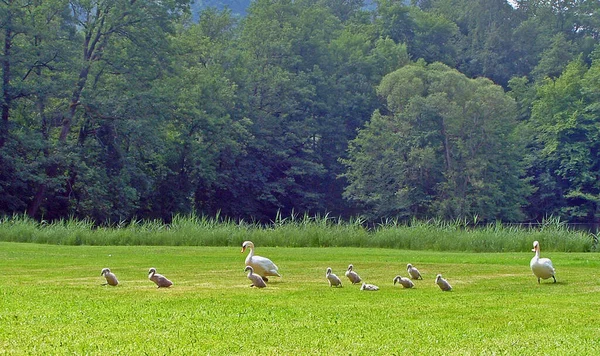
360,282,379,291
101,268,119,286
245,266,267,288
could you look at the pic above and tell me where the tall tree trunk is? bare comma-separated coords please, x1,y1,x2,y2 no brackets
59,64,90,143
27,98,50,217
1,12,12,149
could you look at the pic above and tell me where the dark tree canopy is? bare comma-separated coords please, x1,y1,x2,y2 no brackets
1,0,600,223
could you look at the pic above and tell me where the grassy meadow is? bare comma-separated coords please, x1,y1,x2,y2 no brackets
1,241,600,355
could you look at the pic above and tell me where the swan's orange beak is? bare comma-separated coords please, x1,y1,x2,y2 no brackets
241,246,246,253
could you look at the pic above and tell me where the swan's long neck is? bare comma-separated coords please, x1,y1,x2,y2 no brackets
534,246,541,259
245,246,255,263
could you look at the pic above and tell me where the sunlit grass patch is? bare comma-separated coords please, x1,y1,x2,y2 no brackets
1,242,599,354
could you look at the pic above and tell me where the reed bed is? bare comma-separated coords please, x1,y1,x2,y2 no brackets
0,213,595,252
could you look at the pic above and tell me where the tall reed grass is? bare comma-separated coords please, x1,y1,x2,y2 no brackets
0,213,595,252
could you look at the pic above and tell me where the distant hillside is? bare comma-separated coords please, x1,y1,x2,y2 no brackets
191,0,253,18
191,0,378,19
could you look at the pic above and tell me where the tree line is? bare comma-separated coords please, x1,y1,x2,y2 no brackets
1,0,599,224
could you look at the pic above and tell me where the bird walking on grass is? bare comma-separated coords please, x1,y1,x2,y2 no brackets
393,275,414,288
435,274,452,291
242,241,280,282
148,268,173,288
530,240,556,284
407,264,423,280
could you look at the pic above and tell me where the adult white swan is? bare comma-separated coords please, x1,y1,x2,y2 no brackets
241,241,280,282
530,240,556,284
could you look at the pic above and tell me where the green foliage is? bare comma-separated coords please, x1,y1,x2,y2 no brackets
0,214,594,252
527,55,600,222
2,0,600,224
1,242,600,354
343,61,531,221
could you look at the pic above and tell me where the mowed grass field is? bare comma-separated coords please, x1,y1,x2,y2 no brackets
1,241,599,355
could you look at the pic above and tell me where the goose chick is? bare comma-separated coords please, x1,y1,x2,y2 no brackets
148,268,173,288
407,263,423,280
242,241,280,282
345,264,362,284
393,275,414,288
326,267,343,287
435,274,452,291
360,282,379,291
245,266,267,288
530,240,556,284
100,268,119,286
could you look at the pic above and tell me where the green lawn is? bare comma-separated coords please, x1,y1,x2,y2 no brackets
1,241,599,355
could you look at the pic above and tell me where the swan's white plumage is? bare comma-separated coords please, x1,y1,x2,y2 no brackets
393,275,414,288
148,268,173,288
435,274,452,291
360,282,379,291
326,267,343,287
245,266,267,288
530,240,556,283
407,264,422,280
345,264,362,284
101,268,119,286
242,241,280,281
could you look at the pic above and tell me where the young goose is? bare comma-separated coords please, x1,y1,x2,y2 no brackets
393,275,414,288
345,264,362,284
148,268,173,288
360,282,379,291
242,241,280,282
245,266,267,288
530,240,556,284
407,264,423,280
435,274,452,291
326,267,343,287
100,268,119,286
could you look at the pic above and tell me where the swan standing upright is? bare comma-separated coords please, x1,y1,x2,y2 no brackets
241,241,280,282
345,264,362,284
407,264,423,280
100,268,119,286
530,240,556,284
326,267,343,287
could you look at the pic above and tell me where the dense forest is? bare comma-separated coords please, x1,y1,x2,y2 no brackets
1,0,599,224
